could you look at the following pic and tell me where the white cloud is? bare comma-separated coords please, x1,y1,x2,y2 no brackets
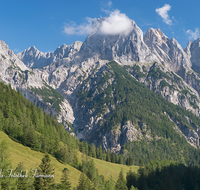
100,10,133,35
186,28,200,40
63,9,133,36
63,17,95,35
155,4,172,25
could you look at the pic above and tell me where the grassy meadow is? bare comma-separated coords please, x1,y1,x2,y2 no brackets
0,131,139,187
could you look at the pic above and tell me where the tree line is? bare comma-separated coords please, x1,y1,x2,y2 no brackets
0,82,133,168
0,82,79,167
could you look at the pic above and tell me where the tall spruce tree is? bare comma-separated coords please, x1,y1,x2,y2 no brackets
77,173,92,190
14,162,33,190
0,140,13,190
57,168,71,190
33,154,55,190
115,168,128,190
126,168,138,189
130,185,138,190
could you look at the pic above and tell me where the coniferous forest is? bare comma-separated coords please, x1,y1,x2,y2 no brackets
1,79,200,189
77,61,200,166
2,0,200,188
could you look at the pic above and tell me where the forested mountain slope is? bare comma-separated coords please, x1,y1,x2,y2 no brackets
1,16,200,167
75,61,200,165
0,40,74,132
0,81,140,189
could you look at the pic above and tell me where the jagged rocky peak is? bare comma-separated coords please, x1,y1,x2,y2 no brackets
0,40,10,51
80,17,158,64
70,41,83,50
18,41,83,68
54,41,83,58
0,39,42,87
144,28,168,46
0,40,28,71
28,45,38,51
0,40,73,133
184,41,192,59
18,45,51,68
185,38,200,74
29,46,46,58
54,44,67,58
144,28,191,72
0,40,16,58
22,46,41,56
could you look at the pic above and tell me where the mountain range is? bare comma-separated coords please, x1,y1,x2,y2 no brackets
1,17,200,155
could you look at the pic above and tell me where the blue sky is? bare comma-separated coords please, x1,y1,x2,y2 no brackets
0,0,199,53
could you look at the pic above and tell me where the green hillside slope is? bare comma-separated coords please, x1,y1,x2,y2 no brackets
0,131,81,187
0,131,139,187
0,80,140,189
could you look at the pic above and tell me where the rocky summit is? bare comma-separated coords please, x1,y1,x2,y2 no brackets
184,38,200,74
80,18,158,64
1,17,200,153
18,41,83,68
144,28,191,72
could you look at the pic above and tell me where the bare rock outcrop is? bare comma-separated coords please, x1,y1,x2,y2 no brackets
80,18,158,64
184,38,200,74
18,41,83,68
0,40,74,132
144,28,191,72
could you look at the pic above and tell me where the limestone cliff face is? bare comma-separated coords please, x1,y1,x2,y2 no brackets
144,28,191,72
101,121,144,153
72,61,200,151
184,38,200,74
184,41,192,59
0,40,74,132
164,112,200,148
18,41,83,68
133,62,200,117
2,17,200,152
80,18,158,64
126,62,200,149
143,29,200,117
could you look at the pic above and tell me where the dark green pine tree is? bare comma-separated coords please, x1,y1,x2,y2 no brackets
24,126,40,150
126,168,138,189
96,146,103,160
130,185,138,190
77,173,92,190
129,156,134,166
59,146,70,164
115,168,128,190
0,109,3,130
57,168,71,190
0,140,13,190
33,154,55,190
162,172,175,190
14,162,33,190
84,141,89,156
138,167,147,190
184,166,194,190
89,143,96,158
196,170,200,189
104,176,115,190
139,158,144,167
106,149,111,162
118,155,123,164
87,159,97,182
111,154,116,163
